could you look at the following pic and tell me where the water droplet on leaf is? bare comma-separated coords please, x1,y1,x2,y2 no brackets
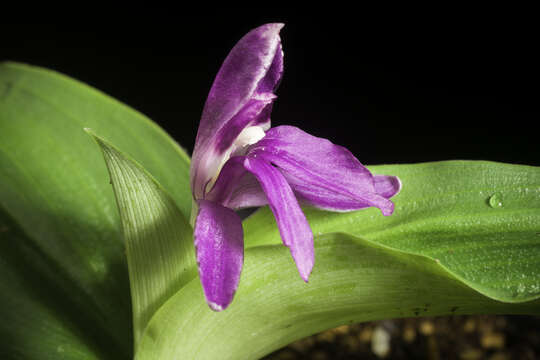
488,193,503,208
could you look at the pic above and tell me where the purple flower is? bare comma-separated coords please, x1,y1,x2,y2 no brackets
190,23,401,311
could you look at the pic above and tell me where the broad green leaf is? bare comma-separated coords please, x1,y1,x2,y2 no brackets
244,161,540,303
87,131,195,348
135,161,539,359
0,62,192,358
137,233,540,360
0,209,104,359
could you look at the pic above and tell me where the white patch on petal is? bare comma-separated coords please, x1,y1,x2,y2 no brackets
208,301,224,312
234,125,266,148
205,125,266,195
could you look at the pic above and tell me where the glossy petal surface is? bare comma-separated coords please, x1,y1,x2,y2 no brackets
249,125,396,215
373,174,402,199
206,156,267,209
191,23,284,199
244,156,314,281
194,200,244,311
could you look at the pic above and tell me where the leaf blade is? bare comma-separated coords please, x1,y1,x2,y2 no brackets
88,131,196,348
0,209,112,359
135,160,540,359
0,62,193,357
244,161,540,302
137,232,540,360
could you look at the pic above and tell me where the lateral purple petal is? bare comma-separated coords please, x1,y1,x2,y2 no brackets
194,200,244,311
206,156,268,209
248,125,397,215
289,175,401,213
374,175,402,199
191,23,284,199
244,156,314,282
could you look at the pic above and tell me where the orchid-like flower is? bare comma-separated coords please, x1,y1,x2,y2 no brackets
190,23,401,311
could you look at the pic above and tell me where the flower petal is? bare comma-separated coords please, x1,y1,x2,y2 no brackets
290,175,401,213
243,156,314,282
374,175,402,199
248,125,398,215
194,199,244,311
206,156,268,209
191,23,284,199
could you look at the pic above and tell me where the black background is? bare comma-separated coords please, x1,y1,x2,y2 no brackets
2,12,538,166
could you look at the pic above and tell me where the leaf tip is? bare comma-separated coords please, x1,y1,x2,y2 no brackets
83,127,96,137
83,128,108,149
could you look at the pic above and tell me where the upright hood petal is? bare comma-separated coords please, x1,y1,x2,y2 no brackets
191,23,284,199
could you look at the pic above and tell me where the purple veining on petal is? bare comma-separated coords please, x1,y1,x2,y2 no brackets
256,41,284,94
214,40,283,151
248,125,396,215
288,181,384,212
244,156,314,282
195,23,283,149
286,175,400,213
190,23,284,200
194,200,244,311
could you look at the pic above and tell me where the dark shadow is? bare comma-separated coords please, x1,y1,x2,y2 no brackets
0,207,133,359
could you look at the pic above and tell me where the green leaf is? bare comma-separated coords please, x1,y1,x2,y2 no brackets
0,62,192,358
2,61,539,360
87,130,195,349
0,210,106,360
244,161,540,303
134,161,539,359
137,233,539,360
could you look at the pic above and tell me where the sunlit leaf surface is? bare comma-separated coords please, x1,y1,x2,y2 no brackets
89,131,195,348
245,161,540,302
0,62,191,359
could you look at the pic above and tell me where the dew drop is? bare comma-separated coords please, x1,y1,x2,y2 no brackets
488,193,503,208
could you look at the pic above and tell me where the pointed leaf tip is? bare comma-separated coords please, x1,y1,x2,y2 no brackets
88,131,195,345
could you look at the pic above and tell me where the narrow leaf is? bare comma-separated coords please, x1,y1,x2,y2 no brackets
88,131,196,348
